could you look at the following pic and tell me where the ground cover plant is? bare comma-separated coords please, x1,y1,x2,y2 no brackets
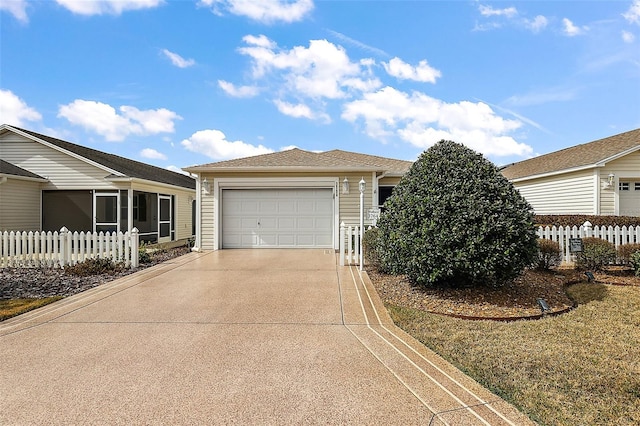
376,140,538,288
371,272,640,425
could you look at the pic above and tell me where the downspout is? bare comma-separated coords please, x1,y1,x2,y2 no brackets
194,173,202,251
0,176,7,185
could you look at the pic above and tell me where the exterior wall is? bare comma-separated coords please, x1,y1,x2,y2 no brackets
601,151,640,216
0,178,41,231
0,132,119,190
197,171,376,250
513,169,596,215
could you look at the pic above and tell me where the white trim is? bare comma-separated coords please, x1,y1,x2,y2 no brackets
194,174,202,251
212,177,339,250
593,169,600,215
0,174,48,183
108,176,195,193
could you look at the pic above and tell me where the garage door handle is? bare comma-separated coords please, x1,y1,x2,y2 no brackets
257,221,260,226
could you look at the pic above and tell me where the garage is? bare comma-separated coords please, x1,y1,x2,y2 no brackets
619,181,640,216
221,188,334,248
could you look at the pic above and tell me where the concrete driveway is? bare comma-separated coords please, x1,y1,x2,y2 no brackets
0,250,533,425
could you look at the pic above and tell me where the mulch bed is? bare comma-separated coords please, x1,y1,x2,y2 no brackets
366,266,639,320
0,246,191,300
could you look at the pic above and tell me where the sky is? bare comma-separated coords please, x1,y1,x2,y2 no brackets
1,0,639,174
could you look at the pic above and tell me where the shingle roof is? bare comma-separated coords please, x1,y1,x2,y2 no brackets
184,148,412,174
0,159,46,180
502,128,640,181
3,125,195,190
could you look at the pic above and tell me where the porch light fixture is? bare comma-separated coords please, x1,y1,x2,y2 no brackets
342,177,350,195
608,173,615,186
202,178,211,193
359,177,366,194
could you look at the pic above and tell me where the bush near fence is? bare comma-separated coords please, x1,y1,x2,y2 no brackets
535,215,640,228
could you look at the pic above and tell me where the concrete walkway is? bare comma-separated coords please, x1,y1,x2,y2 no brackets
0,250,534,425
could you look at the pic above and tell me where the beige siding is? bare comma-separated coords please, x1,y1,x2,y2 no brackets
378,176,402,186
1,133,119,190
0,178,41,231
339,172,374,227
201,186,215,250
606,151,640,170
514,169,595,214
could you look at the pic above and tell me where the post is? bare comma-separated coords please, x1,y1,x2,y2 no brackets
339,222,345,266
59,227,69,268
131,227,139,268
359,178,365,271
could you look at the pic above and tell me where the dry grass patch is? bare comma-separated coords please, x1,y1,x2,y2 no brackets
387,284,640,425
0,297,62,321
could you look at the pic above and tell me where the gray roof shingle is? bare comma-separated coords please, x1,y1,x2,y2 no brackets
502,128,640,180
185,148,412,174
0,159,46,180
4,126,195,189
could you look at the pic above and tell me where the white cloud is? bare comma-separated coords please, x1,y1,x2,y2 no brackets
161,49,195,68
562,18,588,36
58,99,181,141
383,57,441,84
218,80,260,98
479,5,517,18
622,30,636,43
55,0,163,15
0,0,29,22
273,99,330,122
524,15,548,33
341,86,530,157
140,148,167,160
505,86,578,107
0,89,42,126
181,129,273,160
238,35,381,99
166,165,192,176
198,0,313,24
624,0,640,24
280,145,298,151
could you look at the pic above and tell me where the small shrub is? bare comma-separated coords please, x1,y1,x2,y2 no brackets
536,238,562,270
617,243,640,265
630,251,640,276
363,227,380,267
575,238,616,271
65,257,125,276
138,243,152,264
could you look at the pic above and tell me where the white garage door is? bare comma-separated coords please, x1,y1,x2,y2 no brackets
619,181,640,216
221,189,334,248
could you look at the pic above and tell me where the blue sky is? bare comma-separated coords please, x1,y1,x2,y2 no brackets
1,0,639,174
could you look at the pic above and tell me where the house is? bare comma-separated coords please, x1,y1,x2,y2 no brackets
0,124,196,245
183,148,412,250
501,128,640,216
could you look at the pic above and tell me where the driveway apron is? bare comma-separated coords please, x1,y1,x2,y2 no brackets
0,250,534,425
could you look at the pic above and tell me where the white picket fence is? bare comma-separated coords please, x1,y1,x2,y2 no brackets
339,222,364,267
0,227,139,269
537,221,640,264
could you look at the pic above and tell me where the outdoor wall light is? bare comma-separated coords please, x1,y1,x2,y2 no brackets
608,173,615,186
202,178,211,193
342,177,350,195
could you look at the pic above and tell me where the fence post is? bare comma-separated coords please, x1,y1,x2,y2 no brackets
131,227,139,268
339,222,345,266
59,227,69,268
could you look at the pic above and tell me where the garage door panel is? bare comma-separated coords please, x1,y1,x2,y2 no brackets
222,188,334,248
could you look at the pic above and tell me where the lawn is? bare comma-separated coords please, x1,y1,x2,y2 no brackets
0,297,62,321
387,283,640,425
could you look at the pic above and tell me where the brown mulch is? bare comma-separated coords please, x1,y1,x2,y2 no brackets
365,266,637,320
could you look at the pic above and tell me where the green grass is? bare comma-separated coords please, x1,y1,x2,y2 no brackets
0,297,63,321
388,283,640,425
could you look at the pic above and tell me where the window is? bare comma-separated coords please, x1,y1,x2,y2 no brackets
635,183,640,191
619,182,630,191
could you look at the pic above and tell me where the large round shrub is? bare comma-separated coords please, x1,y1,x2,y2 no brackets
377,140,538,287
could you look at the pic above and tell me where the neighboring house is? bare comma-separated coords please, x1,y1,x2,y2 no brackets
184,148,412,250
501,128,640,216
0,124,196,244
